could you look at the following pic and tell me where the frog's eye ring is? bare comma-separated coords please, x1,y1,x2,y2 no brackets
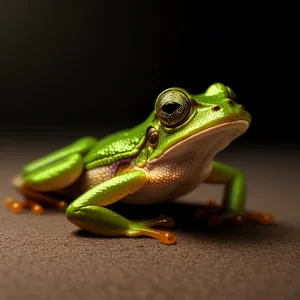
156,88,191,128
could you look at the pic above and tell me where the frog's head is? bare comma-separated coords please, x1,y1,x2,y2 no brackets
140,83,251,165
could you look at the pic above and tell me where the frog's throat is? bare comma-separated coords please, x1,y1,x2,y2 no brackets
146,120,249,165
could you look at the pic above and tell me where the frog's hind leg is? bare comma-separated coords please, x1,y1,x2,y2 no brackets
6,173,72,215
5,137,98,215
5,175,69,215
22,137,97,176
6,153,85,214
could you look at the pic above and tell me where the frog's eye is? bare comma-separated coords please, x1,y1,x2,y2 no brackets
156,88,191,128
205,83,238,102
226,86,237,102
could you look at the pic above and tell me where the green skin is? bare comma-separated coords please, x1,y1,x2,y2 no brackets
12,83,267,245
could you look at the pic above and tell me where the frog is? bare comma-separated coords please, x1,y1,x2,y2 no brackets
4,83,273,245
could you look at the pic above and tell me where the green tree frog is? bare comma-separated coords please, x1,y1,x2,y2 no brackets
5,83,273,245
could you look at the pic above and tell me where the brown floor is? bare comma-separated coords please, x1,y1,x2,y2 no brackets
1,140,300,300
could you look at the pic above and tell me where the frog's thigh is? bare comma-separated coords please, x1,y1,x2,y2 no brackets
23,137,97,175
22,153,84,192
66,170,147,236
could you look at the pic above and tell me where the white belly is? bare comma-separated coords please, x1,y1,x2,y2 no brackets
122,150,213,204
122,120,248,205
122,164,212,204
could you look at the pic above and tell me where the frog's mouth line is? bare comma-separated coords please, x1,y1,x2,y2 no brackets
148,120,249,163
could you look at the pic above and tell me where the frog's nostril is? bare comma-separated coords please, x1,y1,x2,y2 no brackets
212,105,221,112
227,99,235,106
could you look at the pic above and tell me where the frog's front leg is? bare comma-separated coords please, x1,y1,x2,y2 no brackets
66,170,176,245
197,161,273,227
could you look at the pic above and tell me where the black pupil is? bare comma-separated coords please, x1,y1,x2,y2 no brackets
161,102,181,114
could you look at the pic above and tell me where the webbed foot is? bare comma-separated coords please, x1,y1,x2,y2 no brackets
4,196,68,215
195,199,273,227
4,197,43,215
244,210,273,225
128,215,176,245
133,215,175,229
127,226,177,245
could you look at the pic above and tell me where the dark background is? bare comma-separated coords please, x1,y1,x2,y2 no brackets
0,1,296,144
1,3,300,300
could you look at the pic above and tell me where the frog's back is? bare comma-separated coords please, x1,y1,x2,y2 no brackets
83,112,154,169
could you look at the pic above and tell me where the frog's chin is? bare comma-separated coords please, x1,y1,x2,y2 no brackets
149,120,249,164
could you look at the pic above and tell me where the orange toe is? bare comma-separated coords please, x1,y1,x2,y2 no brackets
31,204,43,215
261,213,273,224
250,210,273,224
131,227,177,245
4,197,14,208
56,201,68,212
160,231,177,245
11,202,24,214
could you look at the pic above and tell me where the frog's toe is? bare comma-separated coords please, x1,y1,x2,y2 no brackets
245,210,273,225
56,200,69,212
127,226,177,245
207,210,242,227
4,197,45,215
207,210,274,227
145,229,177,245
4,197,24,214
154,215,175,228
134,215,175,229
30,203,44,215
23,199,44,215
160,231,177,245
4,197,15,209
28,199,68,214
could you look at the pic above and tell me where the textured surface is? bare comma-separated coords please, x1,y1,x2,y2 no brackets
1,141,300,300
